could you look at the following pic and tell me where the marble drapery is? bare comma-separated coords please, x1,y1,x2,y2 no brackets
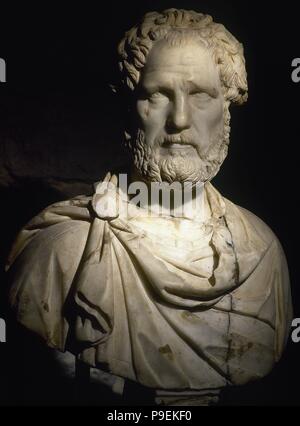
6,179,292,391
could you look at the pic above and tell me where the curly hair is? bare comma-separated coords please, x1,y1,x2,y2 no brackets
118,8,248,105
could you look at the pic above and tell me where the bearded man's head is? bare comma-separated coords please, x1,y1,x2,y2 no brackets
117,9,248,184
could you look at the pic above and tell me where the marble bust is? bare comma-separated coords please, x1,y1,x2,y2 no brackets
6,9,292,405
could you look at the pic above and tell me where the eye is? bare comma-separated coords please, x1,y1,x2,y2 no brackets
190,91,214,109
148,91,169,102
190,91,212,102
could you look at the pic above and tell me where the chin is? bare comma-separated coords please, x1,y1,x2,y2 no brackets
131,128,228,184
159,156,206,183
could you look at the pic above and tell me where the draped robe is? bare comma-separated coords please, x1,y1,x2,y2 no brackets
6,180,292,392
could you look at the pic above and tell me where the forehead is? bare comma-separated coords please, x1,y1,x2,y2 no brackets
141,38,220,90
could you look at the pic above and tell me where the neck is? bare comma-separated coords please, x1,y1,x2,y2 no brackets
128,167,207,222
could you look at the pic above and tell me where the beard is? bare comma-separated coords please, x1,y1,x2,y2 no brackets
128,106,231,184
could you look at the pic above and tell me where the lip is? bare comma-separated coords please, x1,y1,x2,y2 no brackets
163,142,193,149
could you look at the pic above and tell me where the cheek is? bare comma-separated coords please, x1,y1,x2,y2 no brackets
209,100,224,130
136,100,150,123
193,100,224,143
136,100,167,133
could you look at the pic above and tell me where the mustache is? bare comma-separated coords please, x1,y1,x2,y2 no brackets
157,133,195,146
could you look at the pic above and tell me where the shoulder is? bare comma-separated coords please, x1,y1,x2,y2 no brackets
8,196,93,292
237,206,278,246
31,195,93,263
8,196,94,348
222,198,288,283
224,197,279,249
7,194,92,270
31,217,91,249
21,219,91,271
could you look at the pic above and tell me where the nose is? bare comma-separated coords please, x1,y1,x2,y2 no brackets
167,93,191,132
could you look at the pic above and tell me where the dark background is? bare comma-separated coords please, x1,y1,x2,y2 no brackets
0,0,299,405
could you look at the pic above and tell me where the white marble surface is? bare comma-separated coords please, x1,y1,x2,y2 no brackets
7,8,292,405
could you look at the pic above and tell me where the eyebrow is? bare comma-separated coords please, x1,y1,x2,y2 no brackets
188,81,219,98
141,76,219,98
